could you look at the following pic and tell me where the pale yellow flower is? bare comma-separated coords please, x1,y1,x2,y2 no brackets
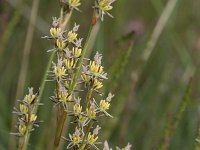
53,66,66,77
99,100,110,111
73,103,82,115
72,47,82,58
68,0,81,8
19,104,28,114
87,132,98,145
89,61,103,75
67,31,77,42
86,106,96,119
56,38,65,49
64,58,75,70
92,79,103,90
19,124,27,135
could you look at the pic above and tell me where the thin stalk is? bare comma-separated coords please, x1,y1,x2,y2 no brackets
18,5,72,150
12,0,40,149
70,22,97,91
79,87,94,149
54,106,67,147
142,0,179,62
6,0,49,34
35,52,55,114
18,125,30,150
73,86,94,150
19,102,36,150
158,77,193,150
53,14,99,148
80,121,94,150
85,88,93,110
36,7,72,114
0,9,20,56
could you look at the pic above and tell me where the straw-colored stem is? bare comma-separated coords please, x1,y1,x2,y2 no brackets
142,0,179,62
6,0,48,34
12,0,40,149
54,106,67,148
15,0,39,99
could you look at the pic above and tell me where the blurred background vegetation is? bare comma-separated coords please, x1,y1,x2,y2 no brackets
0,0,200,149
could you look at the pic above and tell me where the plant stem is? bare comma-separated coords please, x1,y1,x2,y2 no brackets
142,0,179,62
80,121,94,150
15,0,40,149
70,22,97,90
18,129,29,150
54,106,67,148
36,7,72,113
53,15,99,148
85,88,93,110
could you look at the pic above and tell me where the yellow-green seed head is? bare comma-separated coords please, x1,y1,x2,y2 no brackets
64,58,75,70
86,106,96,119
68,0,81,7
53,66,66,77
89,61,103,75
67,30,77,42
56,38,65,49
72,47,82,58
87,132,98,145
98,0,113,11
81,73,90,82
69,130,81,145
58,91,71,102
30,114,37,122
50,27,57,37
19,124,27,135
73,103,82,115
92,79,103,90
19,104,28,114
24,94,36,104
99,100,110,111
78,115,86,124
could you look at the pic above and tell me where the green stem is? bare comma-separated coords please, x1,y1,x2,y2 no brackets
35,4,72,115
80,121,94,150
70,24,95,90
36,8,72,150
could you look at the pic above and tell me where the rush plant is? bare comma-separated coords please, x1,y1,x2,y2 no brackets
12,0,132,150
